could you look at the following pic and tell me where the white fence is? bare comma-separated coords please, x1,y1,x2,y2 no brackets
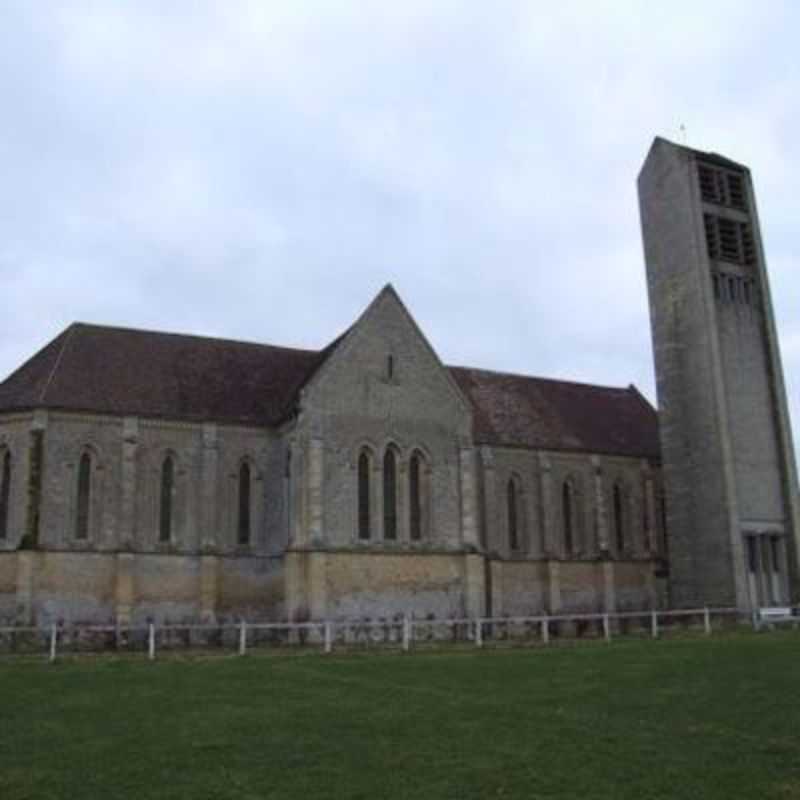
1,606,796,661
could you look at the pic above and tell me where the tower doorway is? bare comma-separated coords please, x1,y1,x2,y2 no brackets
744,531,788,608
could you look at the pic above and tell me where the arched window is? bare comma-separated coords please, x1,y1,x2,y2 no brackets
0,450,10,540
507,477,520,551
75,452,92,540
383,448,397,540
613,483,625,555
358,450,371,540
562,480,574,556
237,462,251,545
159,455,175,543
409,451,424,541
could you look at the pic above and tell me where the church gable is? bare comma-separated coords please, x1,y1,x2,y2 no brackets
300,285,472,435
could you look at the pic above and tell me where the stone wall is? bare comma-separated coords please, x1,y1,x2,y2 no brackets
480,447,662,561
0,552,16,622
292,288,475,552
13,412,287,557
322,551,467,620
488,559,549,616
0,413,34,552
0,550,284,625
487,557,655,617
614,560,656,611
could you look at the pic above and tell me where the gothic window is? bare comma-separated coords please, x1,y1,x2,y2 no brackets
613,483,625,555
237,462,251,545
562,480,575,556
507,475,523,552
75,451,92,541
387,354,394,381
383,448,397,540
159,455,175,543
642,488,651,553
0,450,10,540
409,450,426,542
358,450,371,540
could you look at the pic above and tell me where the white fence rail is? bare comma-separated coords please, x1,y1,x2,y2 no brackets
0,606,796,662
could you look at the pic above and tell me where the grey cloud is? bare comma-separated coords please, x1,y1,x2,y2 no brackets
1,1,799,448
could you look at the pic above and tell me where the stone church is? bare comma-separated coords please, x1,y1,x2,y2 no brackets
0,137,797,626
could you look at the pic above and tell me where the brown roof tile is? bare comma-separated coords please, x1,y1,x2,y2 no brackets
0,323,325,426
449,366,659,460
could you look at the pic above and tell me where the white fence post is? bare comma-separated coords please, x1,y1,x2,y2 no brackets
239,620,247,656
402,616,411,652
49,623,57,662
3,606,746,663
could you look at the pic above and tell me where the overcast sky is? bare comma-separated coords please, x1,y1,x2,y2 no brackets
1,2,798,445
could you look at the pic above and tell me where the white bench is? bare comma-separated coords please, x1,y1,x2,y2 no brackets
757,607,798,629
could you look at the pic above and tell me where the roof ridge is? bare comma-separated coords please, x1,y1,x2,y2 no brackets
448,364,631,393
38,323,77,404
625,383,657,413
68,321,321,356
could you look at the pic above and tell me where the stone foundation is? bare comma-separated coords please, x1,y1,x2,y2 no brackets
0,551,284,625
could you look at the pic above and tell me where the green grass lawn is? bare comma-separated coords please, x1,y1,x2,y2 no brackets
1,633,799,800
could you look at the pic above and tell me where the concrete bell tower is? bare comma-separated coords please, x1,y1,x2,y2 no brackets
638,137,800,610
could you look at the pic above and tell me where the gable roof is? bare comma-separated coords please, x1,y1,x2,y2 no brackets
0,323,327,426
449,367,659,459
0,322,660,459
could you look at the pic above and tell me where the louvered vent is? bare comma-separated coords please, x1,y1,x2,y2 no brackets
727,173,746,210
741,225,756,264
718,217,740,262
698,162,748,211
699,164,720,204
704,214,756,266
704,214,719,260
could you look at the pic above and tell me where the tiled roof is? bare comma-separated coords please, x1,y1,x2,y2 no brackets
0,324,660,458
449,366,659,459
0,324,325,426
